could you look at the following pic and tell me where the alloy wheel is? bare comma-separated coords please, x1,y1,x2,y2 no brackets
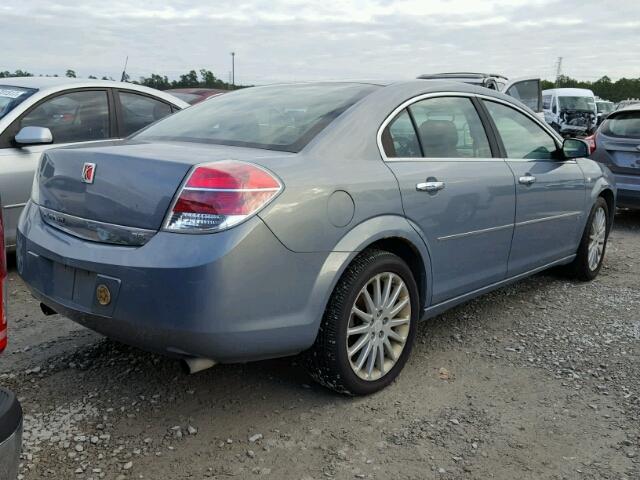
588,206,606,271
346,272,411,381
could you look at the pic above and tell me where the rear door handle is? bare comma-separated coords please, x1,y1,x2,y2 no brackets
518,175,536,186
416,181,445,193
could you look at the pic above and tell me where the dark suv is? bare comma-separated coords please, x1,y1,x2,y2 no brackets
588,105,640,209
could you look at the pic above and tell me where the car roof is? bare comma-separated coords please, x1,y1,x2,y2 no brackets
542,88,595,96
610,104,640,115
0,77,189,107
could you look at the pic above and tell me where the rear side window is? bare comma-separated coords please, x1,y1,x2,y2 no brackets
409,97,491,158
601,111,640,138
381,109,421,158
484,100,557,159
119,91,173,137
20,90,110,144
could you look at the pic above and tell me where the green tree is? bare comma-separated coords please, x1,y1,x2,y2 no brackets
65,69,76,78
138,73,171,90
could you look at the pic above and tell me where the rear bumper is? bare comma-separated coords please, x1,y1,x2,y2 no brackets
613,173,640,209
0,388,22,480
17,202,334,362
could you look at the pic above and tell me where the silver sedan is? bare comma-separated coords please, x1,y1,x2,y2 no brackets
0,77,188,249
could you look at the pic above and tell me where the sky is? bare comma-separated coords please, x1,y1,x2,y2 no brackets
1,0,639,85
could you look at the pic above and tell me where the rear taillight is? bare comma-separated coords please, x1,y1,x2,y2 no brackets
584,134,596,154
0,208,6,353
164,160,282,232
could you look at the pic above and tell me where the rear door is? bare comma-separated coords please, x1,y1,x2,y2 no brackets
114,90,175,137
0,88,114,247
381,94,516,304
481,99,586,275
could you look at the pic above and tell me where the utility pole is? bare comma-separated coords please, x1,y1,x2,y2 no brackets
231,52,235,87
555,57,563,87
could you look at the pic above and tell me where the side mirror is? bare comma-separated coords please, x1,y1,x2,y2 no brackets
14,126,53,146
562,138,589,159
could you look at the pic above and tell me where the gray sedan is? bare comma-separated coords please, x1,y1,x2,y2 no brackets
17,81,615,395
0,77,188,249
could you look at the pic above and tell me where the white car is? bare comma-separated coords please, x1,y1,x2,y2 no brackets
542,88,597,136
0,78,188,249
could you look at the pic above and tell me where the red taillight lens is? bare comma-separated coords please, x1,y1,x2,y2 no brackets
584,134,596,154
0,208,6,353
164,160,282,232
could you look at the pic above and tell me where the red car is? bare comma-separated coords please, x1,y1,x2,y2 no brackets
166,88,227,105
0,204,22,480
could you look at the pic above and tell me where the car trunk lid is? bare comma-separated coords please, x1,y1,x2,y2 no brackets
598,135,640,175
36,141,291,235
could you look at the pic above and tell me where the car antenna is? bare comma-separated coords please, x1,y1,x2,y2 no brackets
120,56,129,82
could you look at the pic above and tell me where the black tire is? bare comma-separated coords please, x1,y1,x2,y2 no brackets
565,197,609,281
304,249,419,395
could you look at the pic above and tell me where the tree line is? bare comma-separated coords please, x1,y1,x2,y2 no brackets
3,69,640,101
540,75,640,103
0,69,240,90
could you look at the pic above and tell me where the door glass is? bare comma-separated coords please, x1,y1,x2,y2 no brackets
381,109,421,158
485,101,558,159
119,92,173,136
505,80,541,112
409,97,491,158
20,90,110,144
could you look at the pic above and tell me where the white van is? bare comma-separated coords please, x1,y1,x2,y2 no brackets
542,88,597,136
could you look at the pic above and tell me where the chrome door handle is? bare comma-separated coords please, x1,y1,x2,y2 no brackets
416,181,445,193
518,175,536,186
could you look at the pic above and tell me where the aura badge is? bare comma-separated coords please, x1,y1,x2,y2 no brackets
82,162,96,184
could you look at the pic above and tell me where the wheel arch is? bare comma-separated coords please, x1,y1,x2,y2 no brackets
312,216,433,329
599,188,615,231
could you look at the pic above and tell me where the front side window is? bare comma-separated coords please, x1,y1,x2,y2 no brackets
0,86,36,120
135,83,379,153
542,95,551,110
20,90,110,144
484,100,558,160
381,109,421,158
409,97,492,158
119,91,173,137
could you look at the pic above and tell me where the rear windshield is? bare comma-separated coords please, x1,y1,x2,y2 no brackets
558,96,595,112
135,83,379,152
0,85,37,120
601,111,640,138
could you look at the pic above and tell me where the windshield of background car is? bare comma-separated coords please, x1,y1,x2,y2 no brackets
0,86,36,120
135,83,380,152
601,111,640,138
558,96,596,112
596,102,614,114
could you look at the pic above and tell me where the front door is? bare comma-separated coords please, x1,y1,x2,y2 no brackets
381,95,516,304
481,99,586,276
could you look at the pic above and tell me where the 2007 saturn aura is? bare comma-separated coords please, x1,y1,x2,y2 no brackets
17,81,615,395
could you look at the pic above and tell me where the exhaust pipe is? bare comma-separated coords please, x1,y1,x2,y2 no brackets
181,358,216,374
40,303,57,316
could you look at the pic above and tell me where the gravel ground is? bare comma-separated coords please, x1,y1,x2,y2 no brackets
1,211,638,480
